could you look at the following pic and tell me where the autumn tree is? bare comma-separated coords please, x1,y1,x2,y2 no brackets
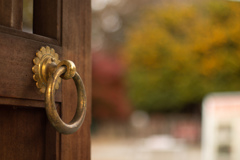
124,0,240,112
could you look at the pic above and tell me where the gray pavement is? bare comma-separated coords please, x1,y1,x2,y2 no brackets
92,136,201,160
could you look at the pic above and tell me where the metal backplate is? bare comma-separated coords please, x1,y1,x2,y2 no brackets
32,46,61,93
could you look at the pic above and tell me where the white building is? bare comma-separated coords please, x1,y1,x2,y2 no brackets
202,92,240,160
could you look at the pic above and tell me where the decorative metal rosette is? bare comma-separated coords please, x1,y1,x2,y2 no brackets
32,46,61,93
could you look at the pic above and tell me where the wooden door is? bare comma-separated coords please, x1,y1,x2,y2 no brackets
0,0,91,160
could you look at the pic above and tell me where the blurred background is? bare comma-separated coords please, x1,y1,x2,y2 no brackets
22,0,240,159
91,0,240,159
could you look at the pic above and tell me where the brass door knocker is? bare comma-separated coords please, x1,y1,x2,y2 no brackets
32,46,87,134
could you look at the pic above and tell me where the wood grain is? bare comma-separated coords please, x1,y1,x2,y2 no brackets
0,32,62,102
0,0,91,159
0,0,23,29
61,0,91,159
45,104,61,160
0,97,45,108
33,0,61,41
0,25,59,45
0,105,46,160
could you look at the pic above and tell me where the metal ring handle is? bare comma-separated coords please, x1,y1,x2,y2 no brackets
45,66,87,134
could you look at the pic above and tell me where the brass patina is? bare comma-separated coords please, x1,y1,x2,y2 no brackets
32,46,87,134
32,46,61,93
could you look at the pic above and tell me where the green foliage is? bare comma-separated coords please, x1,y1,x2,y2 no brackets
124,0,240,112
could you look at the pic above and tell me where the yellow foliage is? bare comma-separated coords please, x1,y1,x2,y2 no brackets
124,0,240,111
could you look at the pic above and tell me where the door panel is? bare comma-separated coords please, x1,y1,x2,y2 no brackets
0,0,23,29
0,0,91,159
0,32,62,101
61,0,91,159
33,0,61,40
0,105,61,160
0,105,47,160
